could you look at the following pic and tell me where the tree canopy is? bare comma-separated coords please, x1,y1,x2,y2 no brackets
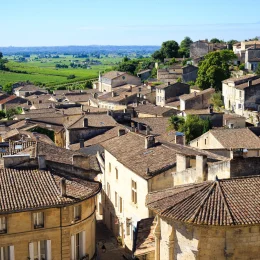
179,115,212,143
179,37,193,58
196,50,237,91
256,63,260,76
152,40,180,61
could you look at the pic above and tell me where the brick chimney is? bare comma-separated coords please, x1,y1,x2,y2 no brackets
83,118,88,127
145,135,155,149
60,178,66,197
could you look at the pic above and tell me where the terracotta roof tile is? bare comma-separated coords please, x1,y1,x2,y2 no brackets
146,176,260,226
0,168,100,213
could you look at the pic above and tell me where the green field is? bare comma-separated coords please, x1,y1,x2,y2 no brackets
0,55,121,87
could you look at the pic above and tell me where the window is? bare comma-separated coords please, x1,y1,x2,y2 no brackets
108,163,111,173
238,103,242,109
239,90,242,98
131,180,137,204
33,212,44,228
115,168,118,180
71,231,86,260
0,217,7,233
0,246,14,260
115,192,118,207
119,197,123,213
107,182,111,199
29,240,51,260
73,205,81,221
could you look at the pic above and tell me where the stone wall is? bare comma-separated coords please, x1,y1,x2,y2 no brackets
190,41,209,58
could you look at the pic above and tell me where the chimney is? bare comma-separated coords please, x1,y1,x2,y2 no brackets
81,105,84,111
146,126,151,135
112,91,115,97
38,155,46,170
175,133,185,145
79,139,84,148
118,129,126,136
194,92,197,96
83,118,88,127
60,178,66,197
145,135,155,149
248,80,252,87
176,154,190,172
168,82,171,86
196,155,208,182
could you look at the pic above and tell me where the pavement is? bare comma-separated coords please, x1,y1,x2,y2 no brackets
96,220,132,260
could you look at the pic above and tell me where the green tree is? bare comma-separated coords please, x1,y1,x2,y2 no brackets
227,39,238,50
151,50,164,62
6,107,22,120
178,115,212,143
168,115,185,130
84,80,93,89
256,63,260,76
0,110,5,119
210,38,222,43
196,50,236,91
161,40,179,58
178,37,193,58
210,92,223,111
0,52,3,59
3,83,13,94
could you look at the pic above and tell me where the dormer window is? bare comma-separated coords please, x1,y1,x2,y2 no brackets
33,212,44,229
0,216,7,233
74,205,81,221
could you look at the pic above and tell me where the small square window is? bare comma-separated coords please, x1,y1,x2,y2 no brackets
74,205,81,221
33,212,44,229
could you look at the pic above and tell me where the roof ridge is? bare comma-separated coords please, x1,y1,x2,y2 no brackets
65,115,85,129
159,183,210,214
216,180,235,225
189,182,217,223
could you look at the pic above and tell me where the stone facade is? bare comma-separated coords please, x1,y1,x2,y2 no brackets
0,197,97,260
155,217,260,260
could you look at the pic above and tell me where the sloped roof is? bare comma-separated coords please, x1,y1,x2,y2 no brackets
179,88,214,101
146,176,260,226
135,104,176,117
210,128,260,149
102,71,126,79
0,168,100,213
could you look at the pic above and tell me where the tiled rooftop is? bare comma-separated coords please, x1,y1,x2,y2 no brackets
0,168,101,213
179,88,214,101
146,175,260,226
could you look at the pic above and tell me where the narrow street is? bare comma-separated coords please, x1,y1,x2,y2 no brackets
96,220,131,260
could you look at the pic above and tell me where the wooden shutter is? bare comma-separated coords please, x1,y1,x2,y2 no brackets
29,242,34,260
79,231,86,257
71,235,75,260
46,240,51,260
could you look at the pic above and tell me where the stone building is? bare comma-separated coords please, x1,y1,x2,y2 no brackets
155,82,190,107
98,71,141,92
222,74,260,116
189,128,260,158
0,168,101,260
179,88,215,111
190,40,227,60
146,175,260,260
245,47,260,71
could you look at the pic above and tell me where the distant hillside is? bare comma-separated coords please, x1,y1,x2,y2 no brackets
0,45,160,55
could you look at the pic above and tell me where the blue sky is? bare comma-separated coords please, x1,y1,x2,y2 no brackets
1,0,260,46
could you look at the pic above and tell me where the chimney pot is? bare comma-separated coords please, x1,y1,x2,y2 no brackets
196,155,208,182
79,139,84,148
60,178,66,197
83,118,88,127
145,135,155,149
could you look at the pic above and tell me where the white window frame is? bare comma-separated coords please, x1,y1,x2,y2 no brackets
73,205,81,221
71,231,86,260
0,217,7,233
29,240,51,260
0,245,14,260
33,212,44,228
131,180,137,204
